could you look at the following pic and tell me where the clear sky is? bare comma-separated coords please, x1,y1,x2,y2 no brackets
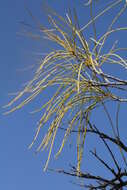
1,0,127,190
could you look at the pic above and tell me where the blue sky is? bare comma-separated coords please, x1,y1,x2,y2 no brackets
1,0,127,190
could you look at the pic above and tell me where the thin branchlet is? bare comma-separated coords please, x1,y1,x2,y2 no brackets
4,0,127,176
